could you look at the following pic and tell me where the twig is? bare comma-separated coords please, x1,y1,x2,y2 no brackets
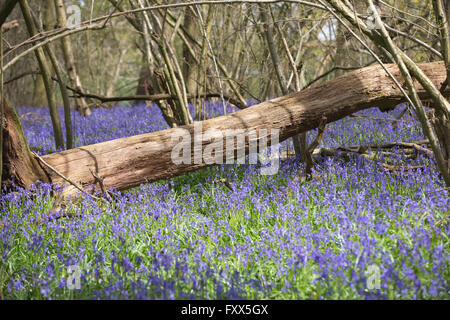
214,178,234,192
102,0,122,28
305,66,366,88
312,139,430,157
424,186,449,195
396,142,434,157
2,22,106,73
68,85,248,109
3,70,40,85
32,151,101,201
89,168,113,202
381,163,426,171
395,105,410,120
349,114,408,122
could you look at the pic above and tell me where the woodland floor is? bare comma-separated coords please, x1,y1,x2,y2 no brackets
0,102,448,299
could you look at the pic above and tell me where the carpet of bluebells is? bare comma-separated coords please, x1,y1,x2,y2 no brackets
0,101,449,299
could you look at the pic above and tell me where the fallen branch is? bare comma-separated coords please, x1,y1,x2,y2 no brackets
381,163,426,171
89,168,113,202
68,86,248,109
32,151,101,201
395,142,434,157
214,178,234,192
312,139,430,157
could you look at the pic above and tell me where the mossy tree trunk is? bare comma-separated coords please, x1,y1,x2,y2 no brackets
1,98,48,189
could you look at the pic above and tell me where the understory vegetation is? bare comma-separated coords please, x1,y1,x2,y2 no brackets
1,103,448,299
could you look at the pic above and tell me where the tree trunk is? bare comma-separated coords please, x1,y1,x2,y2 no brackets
182,6,198,96
259,4,306,163
54,0,91,116
2,62,448,197
20,0,64,149
431,107,450,177
0,0,18,26
31,74,47,107
31,0,54,108
1,98,48,188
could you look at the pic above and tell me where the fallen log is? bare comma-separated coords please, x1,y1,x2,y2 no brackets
1,61,449,197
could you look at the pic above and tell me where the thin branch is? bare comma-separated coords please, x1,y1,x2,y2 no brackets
32,152,101,201
68,86,248,109
395,142,434,157
196,4,227,115
384,24,442,58
2,22,106,72
305,65,368,88
3,70,40,85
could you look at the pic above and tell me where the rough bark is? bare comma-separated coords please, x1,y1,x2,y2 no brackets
54,0,90,116
1,98,48,189
2,62,448,197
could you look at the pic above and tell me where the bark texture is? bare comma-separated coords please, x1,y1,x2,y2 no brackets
1,99,48,189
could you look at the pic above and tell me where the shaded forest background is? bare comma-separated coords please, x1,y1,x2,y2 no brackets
3,0,440,108
1,0,449,190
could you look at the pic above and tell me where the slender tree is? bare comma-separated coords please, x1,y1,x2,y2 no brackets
19,0,64,149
